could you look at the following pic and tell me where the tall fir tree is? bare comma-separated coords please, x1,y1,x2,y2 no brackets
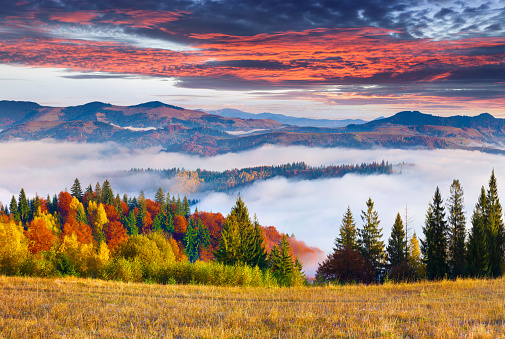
335,206,358,250
358,197,385,278
485,170,504,277
101,180,115,206
184,218,199,262
447,179,466,278
422,187,448,280
126,209,138,236
94,182,102,203
466,187,489,277
70,178,83,201
18,188,30,223
387,212,407,267
155,187,166,209
268,235,296,286
182,196,190,218
9,195,20,222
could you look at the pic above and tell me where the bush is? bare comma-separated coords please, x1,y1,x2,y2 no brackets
315,245,374,284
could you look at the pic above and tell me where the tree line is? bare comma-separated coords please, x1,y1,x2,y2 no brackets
0,179,305,287
316,170,504,283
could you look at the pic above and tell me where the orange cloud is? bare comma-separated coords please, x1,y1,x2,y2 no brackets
102,9,189,29
49,11,100,25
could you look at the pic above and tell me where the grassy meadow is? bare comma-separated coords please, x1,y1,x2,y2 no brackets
1,276,505,338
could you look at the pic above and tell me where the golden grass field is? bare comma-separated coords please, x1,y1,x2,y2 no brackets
1,275,504,338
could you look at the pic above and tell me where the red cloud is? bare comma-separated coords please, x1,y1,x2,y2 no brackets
49,11,100,25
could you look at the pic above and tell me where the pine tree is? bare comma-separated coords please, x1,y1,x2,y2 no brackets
269,235,296,286
18,188,30,223
358,197,385,278
9,195,20,222
182,196,190,218
155,187,166,209
466,187,489,277
101,180,115,206
422,186,448,280
94,182,102,203
126,209,138,236
485,170,504,277
447,179,466,278
387,212,407,267
335,206,358,250
184,218,199,262
70,178,83,201
152,213,163,232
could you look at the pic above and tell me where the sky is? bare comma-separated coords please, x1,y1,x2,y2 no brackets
0,0,504,119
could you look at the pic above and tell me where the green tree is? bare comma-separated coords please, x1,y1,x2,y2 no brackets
155,187,166,209
466,187,489,277
9,196,20,222
184,218,199,262
101,180,115,206
18,188,30,223
422,187,448,280
335,206,358,250
269,235,296,286
94,182,102,203
447,179,466,278
358,197,385,278
182,196,190,218
387,212,407,267
485,170,504,277
126,210,138,236
70,178,83,201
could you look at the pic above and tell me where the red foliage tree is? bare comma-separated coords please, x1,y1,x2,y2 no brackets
141,211,153,234
38,198,49,214
192,211,224,251
26,218,55,254
104,204,120,223
57,191,73,221
316,245,374,284
106,220,128,252
173,215,187,241
63,216,93,244
145,199,160,220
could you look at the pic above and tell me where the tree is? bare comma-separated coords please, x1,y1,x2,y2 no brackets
155,187,166,209
335,206,358,250
408,233,425,279
269,235,300,286
26,218,55,254
70,178,83,201
485,170,504,277
183,218,199,262
126,209,138,236
18,188,30,223
101,180,115,206
106,220,128,252
316,245,373,284
447,179,466,278
358,197,385,279
182,196,190,218
466,187,489,277
9,196,20,222
387,212,407,267
422,186,448,280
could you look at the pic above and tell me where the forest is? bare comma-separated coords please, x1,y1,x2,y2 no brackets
129,160,393,192
0,169,503,287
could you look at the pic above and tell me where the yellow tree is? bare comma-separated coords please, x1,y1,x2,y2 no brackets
0,218,29,274
408,232,425,278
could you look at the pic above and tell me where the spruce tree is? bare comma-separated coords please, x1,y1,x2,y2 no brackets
485,170,504,277
94,182,102,203
387,212,407,267
466,187,489,277
70,178,83,201
447,179,466,278
126,209,138,236
182,196,190,218
335,206,358,250
9,195,20,222
358,197,385,278
155,187,166,209
101,180,115,206
422,187,448,280
269,235,296,286
18,188,30,223
184,218,199,262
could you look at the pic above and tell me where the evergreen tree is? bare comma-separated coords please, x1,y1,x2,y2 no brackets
18,188,30,223
182,196,190,218
422,186,448,280
101,180,115,206
387,212,407,267
335,206,358,250
9,195,20,222
197,219,211,253
358,197,385,278
269,235,299,286
162,212,174,235
155,187,165,209
152,213,163,232
485,170,504,277
94,182,102,203
447,179,466,278
70,178,83,201
466,187,489,277
184,218,199,262
126,209,138,236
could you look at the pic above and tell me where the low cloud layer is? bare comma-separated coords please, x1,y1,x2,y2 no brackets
1,140,504,274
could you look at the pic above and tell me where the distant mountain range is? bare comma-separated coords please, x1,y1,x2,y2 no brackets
204,108,369,128
1,100,503,156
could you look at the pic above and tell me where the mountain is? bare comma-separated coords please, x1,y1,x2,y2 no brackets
205,108,367,127
1,101,504,156
0,100,282,131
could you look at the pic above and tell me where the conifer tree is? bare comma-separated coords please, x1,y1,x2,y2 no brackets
466,187,489,277
485,170,504,277
94,182,102,203
422,186,448,280
155,187,166,209
184,218,199,262
408,233,425,278
447,179,466,277
358,197,385,277
387,212,407,267
335,206,358,250
269,235,296,286
101,180,115,206
18,188,30,223
152,213,163,232
9,195,20,222
70,178,83,201
126,209,138,236
182,196,190,218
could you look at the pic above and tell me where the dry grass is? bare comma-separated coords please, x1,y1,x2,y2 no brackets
1,276,504,338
